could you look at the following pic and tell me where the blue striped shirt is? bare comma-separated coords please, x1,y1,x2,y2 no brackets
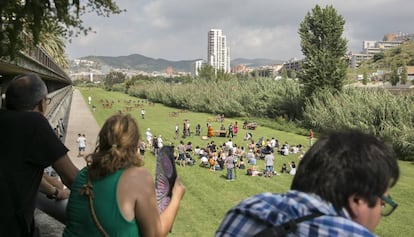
215,190,376,237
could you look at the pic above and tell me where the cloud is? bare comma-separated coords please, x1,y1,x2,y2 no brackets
66,0,414,61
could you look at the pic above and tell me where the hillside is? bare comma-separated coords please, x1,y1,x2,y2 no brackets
368,41,414,68
73,54,284,73
81,54,199,73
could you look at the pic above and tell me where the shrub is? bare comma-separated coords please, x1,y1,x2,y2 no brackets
303,87,414,160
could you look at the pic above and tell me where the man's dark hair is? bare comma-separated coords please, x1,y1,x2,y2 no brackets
5,73,48,110
291,129,399,212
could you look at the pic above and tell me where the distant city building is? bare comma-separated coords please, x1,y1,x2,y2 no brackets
72,59,96,67
193,60,205,77
254,65,284,78
166,66,174,76
362,40,403,55
398,66,414,81
231,64,247,74
70,72,105,82
348,52,373,68
347,32,414,68
207,29,231,73
384,32,414,42
283,58,304,72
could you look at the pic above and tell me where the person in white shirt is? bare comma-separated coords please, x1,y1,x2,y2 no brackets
194,146,201,156
270,138,276,148
157,135,163,149
289,161,297,175
76,133,86,157
145,128,152,149
226,139,233,149
200,156,209,167
264,149,274,177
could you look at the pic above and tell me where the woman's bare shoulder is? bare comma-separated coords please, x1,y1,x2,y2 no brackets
119,166,154,194
123,166,152,180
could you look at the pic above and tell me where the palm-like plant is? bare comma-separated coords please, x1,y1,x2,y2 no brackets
37,21,69,71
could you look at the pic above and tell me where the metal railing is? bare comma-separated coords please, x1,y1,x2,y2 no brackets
18,32,70,81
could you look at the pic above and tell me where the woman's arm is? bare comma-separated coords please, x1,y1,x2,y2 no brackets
124,167,185,237
158,177,185,235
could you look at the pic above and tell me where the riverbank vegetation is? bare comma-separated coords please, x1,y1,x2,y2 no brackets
90,75,413,161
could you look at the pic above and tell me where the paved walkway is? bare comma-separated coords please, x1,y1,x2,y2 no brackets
36,88,100,236
65,88,100,169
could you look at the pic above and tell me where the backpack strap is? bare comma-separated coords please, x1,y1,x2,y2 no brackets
252,212,324,237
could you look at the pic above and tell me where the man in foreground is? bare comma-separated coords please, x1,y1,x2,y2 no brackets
216,129,399,237
0,74,79,236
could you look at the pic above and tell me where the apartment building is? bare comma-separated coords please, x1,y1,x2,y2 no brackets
283,58,304,72
207,29,231,73
362,40,403,55
348,53,373,68
193,59,205,77
348,32,410,68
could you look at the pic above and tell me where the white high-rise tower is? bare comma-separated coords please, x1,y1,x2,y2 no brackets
207,29,231,73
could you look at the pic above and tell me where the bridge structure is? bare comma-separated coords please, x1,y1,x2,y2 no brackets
0,32,73,137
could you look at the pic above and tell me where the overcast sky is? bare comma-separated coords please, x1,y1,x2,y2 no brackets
66,0,414,61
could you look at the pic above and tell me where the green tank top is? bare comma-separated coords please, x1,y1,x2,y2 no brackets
63,168,140,237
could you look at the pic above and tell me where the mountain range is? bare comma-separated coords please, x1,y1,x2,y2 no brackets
75,54,285,73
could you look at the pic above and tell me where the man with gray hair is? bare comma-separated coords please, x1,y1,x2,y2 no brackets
0,73,79,237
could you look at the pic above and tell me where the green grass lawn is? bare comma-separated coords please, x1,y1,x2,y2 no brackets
79,87,414,237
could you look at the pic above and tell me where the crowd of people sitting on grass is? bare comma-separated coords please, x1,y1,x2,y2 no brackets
143,116,304,178
159,136,305,179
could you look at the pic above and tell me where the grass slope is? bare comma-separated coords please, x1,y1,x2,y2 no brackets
78,87,414,237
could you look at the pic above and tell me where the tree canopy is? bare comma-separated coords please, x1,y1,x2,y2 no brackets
104,71,127,90
0,0,124,58
298,5,348,97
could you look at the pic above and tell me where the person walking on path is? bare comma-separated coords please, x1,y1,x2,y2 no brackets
64,88,100,170
76,133,86,157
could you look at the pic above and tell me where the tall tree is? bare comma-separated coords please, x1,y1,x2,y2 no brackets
291,70,297,80
362,70,368,85
104,71,127,90
217,69,233,81
390,63,399,86
280,67,288,79
0,0,124,58
298,5,348,97
400,62,408,85
197,64,216,82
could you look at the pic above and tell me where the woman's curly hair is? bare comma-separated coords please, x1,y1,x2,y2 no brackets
85,114,144,179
